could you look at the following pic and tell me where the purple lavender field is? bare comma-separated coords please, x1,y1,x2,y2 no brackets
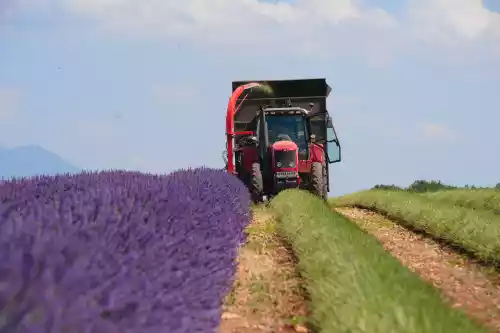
0,167,251,333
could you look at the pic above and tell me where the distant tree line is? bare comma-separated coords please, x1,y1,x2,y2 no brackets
372,180,500,193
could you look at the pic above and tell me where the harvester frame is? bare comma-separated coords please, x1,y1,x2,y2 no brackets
224,78,341,202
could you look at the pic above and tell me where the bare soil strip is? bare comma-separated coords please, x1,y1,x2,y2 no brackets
336,206,500,332
218,208,309,333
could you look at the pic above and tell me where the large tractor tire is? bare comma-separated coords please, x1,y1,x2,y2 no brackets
251,162,264,203
310,161,327,200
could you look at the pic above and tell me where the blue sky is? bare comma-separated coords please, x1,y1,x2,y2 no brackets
0,0,499,195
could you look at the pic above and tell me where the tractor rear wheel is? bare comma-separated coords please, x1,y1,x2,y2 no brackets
311,161,327,200
251,162,264,203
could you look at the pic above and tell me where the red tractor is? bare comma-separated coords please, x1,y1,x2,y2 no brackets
223,78,341,202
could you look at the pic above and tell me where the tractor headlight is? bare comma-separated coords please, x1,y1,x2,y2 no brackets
277,161,283,167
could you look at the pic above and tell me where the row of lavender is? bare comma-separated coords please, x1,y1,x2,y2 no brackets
0,168,251,332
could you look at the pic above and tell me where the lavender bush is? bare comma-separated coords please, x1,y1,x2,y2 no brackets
0,168,251,333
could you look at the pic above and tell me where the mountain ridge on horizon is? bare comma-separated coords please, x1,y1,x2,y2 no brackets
0,144,81,179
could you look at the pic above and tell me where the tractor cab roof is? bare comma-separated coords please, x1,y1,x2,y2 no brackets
262,107,309,116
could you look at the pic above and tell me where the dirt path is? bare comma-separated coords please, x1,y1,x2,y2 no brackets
218,208,309,333
336,206,500,332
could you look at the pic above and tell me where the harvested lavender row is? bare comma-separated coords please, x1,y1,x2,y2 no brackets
0,168,251,333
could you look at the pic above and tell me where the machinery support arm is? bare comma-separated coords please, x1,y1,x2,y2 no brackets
225,82,264,174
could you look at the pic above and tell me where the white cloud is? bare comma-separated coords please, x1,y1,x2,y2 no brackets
9,0,500,64
0,88,21,120
406,0,500,43
54,0,499,53
418,122,456,141
403,0,500,65
52,0,400,61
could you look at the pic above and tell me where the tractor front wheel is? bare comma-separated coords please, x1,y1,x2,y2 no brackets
251,162,264,203
310,161,327,200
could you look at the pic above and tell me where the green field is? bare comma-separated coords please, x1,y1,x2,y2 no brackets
331,189,500,265
419,189,500,213
269,190,488,333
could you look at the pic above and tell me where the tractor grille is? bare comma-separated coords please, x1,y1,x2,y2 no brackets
274,150,297,168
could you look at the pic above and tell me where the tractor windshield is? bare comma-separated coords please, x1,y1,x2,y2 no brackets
266,115,308,158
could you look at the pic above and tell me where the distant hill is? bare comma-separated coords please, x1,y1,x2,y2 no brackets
0,145,80,179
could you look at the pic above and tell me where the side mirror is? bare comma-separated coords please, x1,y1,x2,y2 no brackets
328,138,339,145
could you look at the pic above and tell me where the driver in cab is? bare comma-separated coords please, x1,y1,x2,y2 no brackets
269,124,293,143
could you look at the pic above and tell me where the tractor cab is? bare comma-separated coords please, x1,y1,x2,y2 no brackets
263,108,309,160
224,78,342,202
